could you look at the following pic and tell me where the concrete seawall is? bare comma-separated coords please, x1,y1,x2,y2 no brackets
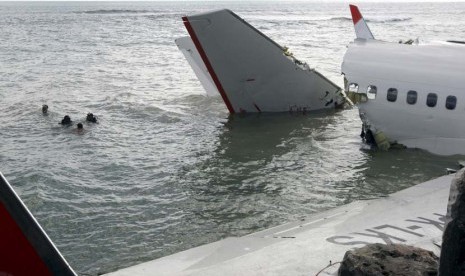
106,175,452,276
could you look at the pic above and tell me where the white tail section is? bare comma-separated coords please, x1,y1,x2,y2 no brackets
350,5,374,39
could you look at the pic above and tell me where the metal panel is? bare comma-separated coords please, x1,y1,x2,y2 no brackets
180,9,342,113
0,172,76,276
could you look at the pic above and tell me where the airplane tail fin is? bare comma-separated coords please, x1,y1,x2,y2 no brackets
349,4,374,39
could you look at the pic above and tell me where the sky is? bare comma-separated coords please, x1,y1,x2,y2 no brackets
1,0,465,2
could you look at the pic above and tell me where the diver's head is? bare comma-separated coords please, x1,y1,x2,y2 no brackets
62,115,71,124
77,123,83,129
42,104,48,114
86,113,97,123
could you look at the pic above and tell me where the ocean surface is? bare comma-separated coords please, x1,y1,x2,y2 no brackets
1,1,464,274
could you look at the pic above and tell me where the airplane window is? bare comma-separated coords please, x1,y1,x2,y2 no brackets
446,95,457,110
387,88,397,102
349,83,359,93
407,90,417,105
367,85,377,100
426,93,437,107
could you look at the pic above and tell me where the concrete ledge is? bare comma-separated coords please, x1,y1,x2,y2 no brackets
106,175,452,276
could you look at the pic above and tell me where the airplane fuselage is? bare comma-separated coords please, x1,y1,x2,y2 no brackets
342,39,465,155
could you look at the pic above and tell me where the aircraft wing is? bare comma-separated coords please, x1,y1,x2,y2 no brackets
177,9,343,113
0,172,76,275
175,37,220,97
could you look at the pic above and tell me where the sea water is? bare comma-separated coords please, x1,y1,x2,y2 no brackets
0,1,463,274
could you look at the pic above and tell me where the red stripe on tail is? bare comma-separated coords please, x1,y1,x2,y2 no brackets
349,5,362,25
182,16,235,114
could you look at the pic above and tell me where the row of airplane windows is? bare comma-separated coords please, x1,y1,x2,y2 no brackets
350,84,458,110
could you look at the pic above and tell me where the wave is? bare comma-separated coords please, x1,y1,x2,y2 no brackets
366,17,412,23
330,16,412,23
330,16,351,21
79,9,153,14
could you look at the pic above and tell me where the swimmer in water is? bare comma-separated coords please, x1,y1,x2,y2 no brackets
86,113,97,123
42,104,48,115
60,115,72,125
73,122,85,134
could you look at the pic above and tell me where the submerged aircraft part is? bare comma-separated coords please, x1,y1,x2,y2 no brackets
343,5,465,155
177,9,344,113
175,37,220,97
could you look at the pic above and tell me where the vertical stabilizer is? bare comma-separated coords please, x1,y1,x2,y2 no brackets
349,5,374,39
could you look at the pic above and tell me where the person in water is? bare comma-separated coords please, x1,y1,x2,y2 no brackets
42,104,48,114
61,115,72,125
86,113,97,123
73,122,85,134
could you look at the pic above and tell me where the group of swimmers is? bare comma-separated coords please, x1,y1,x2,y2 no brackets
42,104,98,132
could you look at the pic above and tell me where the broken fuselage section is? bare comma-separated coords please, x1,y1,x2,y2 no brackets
176,9,345,114
342,5,465,156
342,39,465,155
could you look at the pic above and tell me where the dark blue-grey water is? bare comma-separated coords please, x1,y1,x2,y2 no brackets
0,1,463,274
